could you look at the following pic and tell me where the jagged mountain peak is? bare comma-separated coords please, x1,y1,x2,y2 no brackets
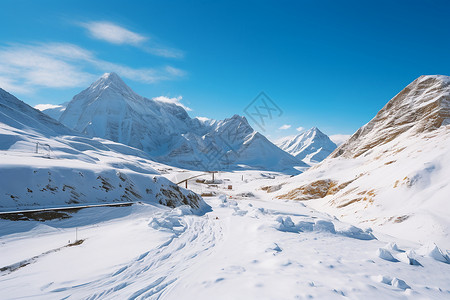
96,72,127,87
331,74,450,159
85,72,139,101
276,127,336,164
56,74,303,173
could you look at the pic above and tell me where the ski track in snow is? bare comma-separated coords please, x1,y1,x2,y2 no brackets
47,212,223,299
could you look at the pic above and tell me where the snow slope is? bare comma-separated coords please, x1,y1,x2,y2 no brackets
0,88,207,212
1,170,449,299
276,127,337,164
57,73,305,174
273,75,450,248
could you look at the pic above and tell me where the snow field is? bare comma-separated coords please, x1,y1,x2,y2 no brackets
1,171,449,299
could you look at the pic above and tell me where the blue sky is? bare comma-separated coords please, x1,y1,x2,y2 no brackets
1,0,450,140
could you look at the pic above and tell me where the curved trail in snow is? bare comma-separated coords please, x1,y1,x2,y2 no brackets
51,211,223,300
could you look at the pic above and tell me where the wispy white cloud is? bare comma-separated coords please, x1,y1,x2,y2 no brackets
153,95,192,111
330,134,351,146
296,126,304,132
195,116,210,122
279,124,291,130
0,43,186,94
34,104,64,111
78,21,183,58
79,21,146,46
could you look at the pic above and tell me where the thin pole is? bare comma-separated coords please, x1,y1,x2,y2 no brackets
185,180,188,189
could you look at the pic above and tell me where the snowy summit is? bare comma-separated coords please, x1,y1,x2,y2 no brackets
276,127,337,164
54,73,305,173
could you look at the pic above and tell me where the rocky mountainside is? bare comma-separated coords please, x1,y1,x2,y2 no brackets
276,127,337,164
272,75,450,247
57,73,305,173
331,75,450,159
0,88,207,212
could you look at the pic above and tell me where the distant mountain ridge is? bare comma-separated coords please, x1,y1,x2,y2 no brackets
53,73,305,173
276,127,337,164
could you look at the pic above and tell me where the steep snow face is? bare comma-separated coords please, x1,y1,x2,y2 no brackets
274,75,450,248
276,127,336,164
59,73,305,173
0,89,207,212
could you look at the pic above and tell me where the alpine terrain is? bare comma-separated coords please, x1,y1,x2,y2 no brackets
1,75,450,300
55,73,305,174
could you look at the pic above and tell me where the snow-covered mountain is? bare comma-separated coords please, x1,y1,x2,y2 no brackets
273,75,450,247
276,127,336,164
57,73,305,173
0,89,74,137
0,88,207,212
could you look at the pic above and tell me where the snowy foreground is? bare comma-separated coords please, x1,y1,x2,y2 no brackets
1,171,449,299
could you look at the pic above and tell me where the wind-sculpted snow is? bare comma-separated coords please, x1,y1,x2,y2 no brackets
56,73,304,173
275,75,450,248
276,127,337,164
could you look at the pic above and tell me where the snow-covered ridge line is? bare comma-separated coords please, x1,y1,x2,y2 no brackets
55,72,305,173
